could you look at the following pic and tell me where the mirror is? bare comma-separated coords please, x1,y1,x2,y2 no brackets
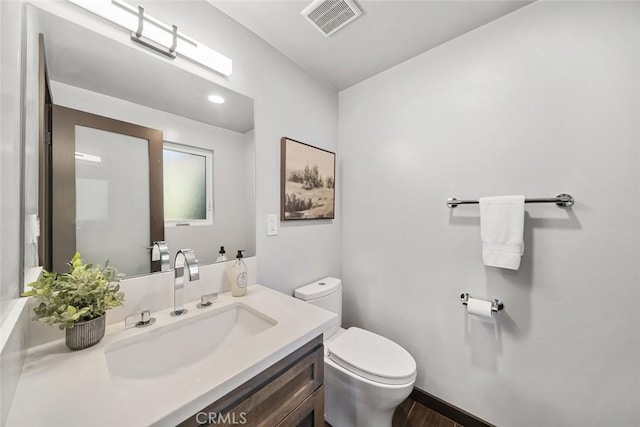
25,5,255,279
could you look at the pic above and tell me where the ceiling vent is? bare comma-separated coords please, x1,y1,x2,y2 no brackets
301,0,363,37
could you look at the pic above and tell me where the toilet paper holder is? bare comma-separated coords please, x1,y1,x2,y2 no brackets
460,293,504,313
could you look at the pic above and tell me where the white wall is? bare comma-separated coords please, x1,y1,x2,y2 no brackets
50,81,251,269
0,0,24,321
339,2,639,426
0,1,28,425
22,3,39,283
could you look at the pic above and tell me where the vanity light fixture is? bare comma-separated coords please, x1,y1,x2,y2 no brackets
66,0,233,77
207,95,225,104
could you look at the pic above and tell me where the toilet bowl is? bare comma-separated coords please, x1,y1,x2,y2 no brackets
294,278,416,427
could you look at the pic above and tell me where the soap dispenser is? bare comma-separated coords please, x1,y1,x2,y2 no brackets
216,246,228,263
228,250,247,297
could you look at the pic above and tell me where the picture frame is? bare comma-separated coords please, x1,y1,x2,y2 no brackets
280,137,335,220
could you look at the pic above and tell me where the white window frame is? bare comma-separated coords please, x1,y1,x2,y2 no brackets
163,141,213,227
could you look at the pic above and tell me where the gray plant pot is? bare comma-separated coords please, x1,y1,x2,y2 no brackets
65,314,106,350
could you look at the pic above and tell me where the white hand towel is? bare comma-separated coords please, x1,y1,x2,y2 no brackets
479,195,525,270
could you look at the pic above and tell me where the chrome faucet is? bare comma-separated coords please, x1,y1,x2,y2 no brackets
151,241,170,272
172,249,199,316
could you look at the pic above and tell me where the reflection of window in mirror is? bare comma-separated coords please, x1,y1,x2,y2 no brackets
163,142,213,226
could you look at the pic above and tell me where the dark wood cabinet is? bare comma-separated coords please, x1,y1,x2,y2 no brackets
180,335,324,427
276,385,324,427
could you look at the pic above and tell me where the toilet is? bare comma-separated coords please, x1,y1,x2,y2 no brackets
294,277,416,427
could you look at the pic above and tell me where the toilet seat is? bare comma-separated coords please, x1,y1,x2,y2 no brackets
327,327,416,385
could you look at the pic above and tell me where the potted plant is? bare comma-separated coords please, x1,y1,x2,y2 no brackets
23,252,125,350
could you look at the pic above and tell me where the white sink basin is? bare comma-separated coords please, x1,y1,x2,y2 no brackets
105,303,276,379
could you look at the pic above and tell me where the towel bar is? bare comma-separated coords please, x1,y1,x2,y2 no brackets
447,193,573,209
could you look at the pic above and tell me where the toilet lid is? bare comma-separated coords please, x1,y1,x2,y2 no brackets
327,327,416,385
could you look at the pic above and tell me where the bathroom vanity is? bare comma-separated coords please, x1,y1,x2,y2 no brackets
6,285,337,426
179,335,324,426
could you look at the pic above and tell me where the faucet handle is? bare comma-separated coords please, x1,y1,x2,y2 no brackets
125,310,156,328
198,293,218,308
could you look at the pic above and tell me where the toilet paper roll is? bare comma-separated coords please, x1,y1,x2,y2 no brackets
467,298,493,319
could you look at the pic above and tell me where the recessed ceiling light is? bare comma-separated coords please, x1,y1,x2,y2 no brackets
208,95,225,104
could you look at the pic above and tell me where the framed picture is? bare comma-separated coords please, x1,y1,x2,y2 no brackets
281,137,335,220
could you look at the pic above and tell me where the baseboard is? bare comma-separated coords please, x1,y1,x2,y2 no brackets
410,387,495,427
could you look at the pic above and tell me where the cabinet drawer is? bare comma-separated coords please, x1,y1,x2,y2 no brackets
277,385,324,427
180,335,324,426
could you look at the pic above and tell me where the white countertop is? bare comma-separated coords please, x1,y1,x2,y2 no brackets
6,284,337,427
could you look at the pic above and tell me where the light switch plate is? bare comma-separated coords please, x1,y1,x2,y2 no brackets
267,214,278,236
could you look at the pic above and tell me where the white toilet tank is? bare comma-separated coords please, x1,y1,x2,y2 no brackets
294,277,342,339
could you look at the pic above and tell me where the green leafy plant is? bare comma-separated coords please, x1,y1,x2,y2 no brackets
22,252,125,330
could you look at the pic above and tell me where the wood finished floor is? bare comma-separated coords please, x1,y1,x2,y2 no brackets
393,397,462,427
324,397,462,427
